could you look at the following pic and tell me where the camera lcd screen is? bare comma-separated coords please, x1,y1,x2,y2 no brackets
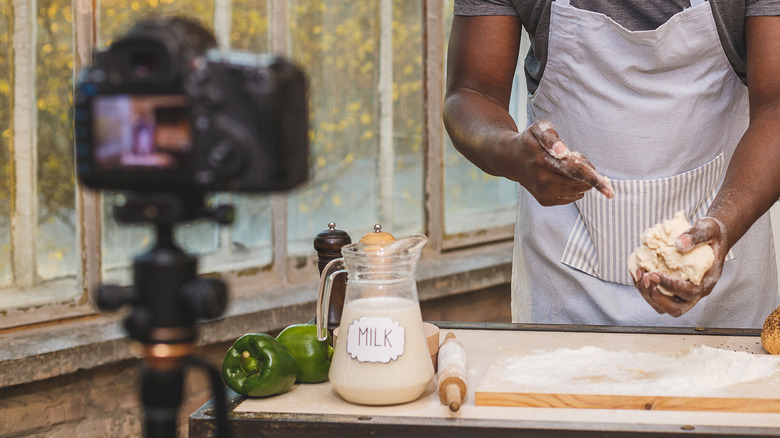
92,94,192,171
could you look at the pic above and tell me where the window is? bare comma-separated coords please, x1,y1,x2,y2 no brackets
0,0,517,329
2,0,81,315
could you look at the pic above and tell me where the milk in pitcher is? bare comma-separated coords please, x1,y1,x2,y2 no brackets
329,294,434,405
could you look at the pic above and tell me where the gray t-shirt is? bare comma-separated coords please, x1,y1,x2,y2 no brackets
453,0,780,93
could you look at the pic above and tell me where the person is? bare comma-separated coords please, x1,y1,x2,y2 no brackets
443,0,780,328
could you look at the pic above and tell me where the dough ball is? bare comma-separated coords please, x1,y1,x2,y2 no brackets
627,211,714,296
762,306,780,355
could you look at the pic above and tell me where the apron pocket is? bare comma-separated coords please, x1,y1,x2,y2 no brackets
561,153,731,285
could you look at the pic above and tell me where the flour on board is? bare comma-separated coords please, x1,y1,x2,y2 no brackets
502,345,780,397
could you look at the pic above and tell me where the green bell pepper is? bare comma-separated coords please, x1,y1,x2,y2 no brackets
276,324,334,383
222,333,299,397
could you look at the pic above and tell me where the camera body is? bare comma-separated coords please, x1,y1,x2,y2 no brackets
75,17,309,193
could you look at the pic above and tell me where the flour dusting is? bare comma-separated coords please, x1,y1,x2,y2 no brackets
503,345,780,397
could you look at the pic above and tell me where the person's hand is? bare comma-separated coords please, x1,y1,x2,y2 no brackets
632,217,728,317
517,119,614,205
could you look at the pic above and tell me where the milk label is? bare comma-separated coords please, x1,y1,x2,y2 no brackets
346,316,405,363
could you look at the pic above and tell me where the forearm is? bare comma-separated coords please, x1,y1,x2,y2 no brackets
706,16,780,251
707,109,780,249
443,88,523,181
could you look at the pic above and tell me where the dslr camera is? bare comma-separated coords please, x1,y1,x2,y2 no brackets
75,17,309,194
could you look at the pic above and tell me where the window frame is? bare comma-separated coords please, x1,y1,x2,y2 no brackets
0,0,514,330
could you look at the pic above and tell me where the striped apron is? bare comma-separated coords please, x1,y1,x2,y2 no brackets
512,0,779,327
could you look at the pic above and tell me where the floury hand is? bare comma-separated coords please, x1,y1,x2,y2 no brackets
526,119,614,203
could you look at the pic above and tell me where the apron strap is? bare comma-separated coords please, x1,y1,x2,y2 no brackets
557,0,571,6
690,0,705,6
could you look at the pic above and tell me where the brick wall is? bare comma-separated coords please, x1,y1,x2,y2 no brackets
0,342,231,438
0,285,509,438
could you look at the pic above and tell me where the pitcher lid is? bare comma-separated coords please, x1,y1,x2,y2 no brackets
359,224,396,245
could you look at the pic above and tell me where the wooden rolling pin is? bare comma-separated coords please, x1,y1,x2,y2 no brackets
437,332,468,412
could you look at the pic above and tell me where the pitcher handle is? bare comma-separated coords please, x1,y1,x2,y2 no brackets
316,257,347,341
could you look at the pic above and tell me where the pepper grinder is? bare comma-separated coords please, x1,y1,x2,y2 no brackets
313,222,352,332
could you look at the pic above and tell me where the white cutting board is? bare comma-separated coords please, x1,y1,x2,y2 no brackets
476,342,780,412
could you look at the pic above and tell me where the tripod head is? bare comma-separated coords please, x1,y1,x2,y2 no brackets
96,192,233,344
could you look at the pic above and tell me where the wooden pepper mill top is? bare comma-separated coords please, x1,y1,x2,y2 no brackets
313,222,352,332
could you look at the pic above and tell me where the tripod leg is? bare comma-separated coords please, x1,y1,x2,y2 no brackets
141,364,184,438
187,356,232,438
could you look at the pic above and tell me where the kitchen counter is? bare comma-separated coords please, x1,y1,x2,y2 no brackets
189,322,780,438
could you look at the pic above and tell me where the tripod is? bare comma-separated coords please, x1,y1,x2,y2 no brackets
96,192,233,438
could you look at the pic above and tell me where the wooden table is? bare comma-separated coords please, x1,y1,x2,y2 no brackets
189,322,780,438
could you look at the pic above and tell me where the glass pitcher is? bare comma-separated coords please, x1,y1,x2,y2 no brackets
316,233,434,405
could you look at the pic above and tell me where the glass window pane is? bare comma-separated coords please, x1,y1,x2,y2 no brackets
442,0,517,235
221,2,273,271
98,0,215,49
390,1,425,238
229,0,270,52
286,0,425,254
100,194,154,284
36,0,77,281
224,194,272,267
0,0,11,286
